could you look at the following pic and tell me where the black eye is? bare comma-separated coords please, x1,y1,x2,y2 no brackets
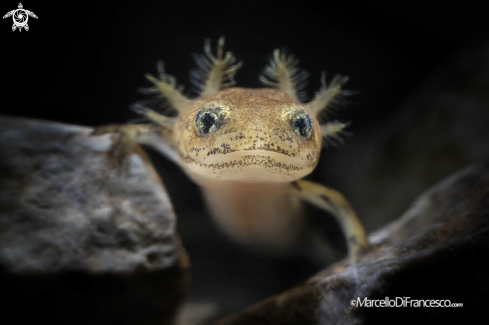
293,114,312,138
195,107,222,134
200,113,216,133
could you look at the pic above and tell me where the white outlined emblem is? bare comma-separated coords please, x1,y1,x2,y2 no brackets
3,3,37,32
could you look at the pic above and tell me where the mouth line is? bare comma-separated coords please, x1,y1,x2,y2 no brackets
184,150,316,183
242,145,297,158
209,148,295,158
193,150,309,169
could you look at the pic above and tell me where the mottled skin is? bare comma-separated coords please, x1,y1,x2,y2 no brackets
177,88,321,182
94,38,369,263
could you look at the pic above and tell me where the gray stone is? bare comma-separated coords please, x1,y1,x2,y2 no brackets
214,163,489,324
0,117,189,325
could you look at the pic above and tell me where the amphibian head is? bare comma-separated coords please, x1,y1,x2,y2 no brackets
174,87,321,182
140,37,348,184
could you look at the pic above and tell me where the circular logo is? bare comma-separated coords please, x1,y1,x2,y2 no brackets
13,10,27,28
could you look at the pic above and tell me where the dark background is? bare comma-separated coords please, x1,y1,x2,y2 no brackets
2,0,489,320
3,0,488,128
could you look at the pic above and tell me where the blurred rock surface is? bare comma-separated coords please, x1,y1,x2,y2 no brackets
0,117,189,325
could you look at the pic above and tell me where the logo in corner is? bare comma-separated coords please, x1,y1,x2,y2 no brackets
3,3,37,32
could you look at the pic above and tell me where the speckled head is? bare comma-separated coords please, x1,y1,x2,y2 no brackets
174,88,322,183
138,38,348,184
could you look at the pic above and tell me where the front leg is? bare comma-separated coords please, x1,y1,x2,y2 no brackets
92,123,179,167
293,179,369,264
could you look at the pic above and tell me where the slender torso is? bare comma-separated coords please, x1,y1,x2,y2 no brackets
190,173,304,254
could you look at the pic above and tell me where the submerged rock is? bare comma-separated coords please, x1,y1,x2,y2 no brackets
0,117,189,325
215,163,489,324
